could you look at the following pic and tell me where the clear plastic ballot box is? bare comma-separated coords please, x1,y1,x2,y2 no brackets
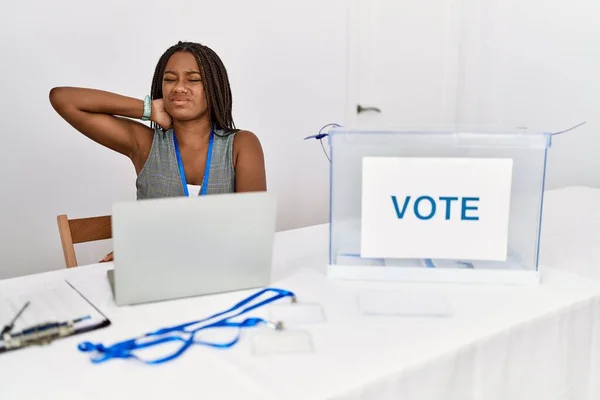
327,128,552,285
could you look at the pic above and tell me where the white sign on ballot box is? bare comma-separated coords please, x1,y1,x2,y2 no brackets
360,157,513,261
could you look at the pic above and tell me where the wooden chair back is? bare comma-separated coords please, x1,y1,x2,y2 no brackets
56,214,112,268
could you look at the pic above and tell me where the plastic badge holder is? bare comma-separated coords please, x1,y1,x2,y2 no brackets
250,302,323,356
251,329,314,356
359,290,452,317
268,302,326,325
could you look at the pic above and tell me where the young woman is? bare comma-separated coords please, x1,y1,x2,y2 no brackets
50,41,266,262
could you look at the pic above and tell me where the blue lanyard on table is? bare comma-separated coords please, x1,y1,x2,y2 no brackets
173,129,215,196
78,287,295,365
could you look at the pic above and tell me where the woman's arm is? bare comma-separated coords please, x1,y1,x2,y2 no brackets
233,131,267,192
49,87,170,159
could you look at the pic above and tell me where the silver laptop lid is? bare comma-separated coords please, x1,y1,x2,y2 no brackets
111,191,277,306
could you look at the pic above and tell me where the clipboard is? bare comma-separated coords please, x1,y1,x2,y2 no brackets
0,279,110,354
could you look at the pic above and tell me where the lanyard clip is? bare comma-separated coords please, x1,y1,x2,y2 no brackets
266,321,284,331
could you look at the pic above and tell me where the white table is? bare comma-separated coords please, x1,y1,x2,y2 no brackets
2,187,600,400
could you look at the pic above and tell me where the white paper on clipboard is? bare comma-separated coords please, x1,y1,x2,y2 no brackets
0,280,107,334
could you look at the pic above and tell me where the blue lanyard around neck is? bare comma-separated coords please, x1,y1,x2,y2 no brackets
173,129,215,196
78,287,296,365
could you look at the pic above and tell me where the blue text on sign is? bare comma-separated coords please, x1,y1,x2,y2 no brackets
391,195,480,221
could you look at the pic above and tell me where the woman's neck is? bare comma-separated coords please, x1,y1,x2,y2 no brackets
173,118,211,149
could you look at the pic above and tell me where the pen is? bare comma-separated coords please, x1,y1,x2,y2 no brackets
3,315,91,349
0,301,30,338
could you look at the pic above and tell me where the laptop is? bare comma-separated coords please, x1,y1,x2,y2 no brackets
107,191,277,306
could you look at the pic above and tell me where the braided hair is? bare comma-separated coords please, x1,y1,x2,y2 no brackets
150,41,235,131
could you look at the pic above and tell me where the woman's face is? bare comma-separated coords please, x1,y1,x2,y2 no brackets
161,51,208,122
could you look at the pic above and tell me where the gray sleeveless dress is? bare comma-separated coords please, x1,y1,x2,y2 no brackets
136,127,237,199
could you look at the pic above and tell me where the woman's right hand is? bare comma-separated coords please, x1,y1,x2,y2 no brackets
151,99,172,131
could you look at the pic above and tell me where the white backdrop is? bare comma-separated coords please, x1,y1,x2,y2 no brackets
346,0,599,193
0,0,347,278
456,0,600,189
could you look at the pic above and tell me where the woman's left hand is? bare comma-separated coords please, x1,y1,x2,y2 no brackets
100,251,114,263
